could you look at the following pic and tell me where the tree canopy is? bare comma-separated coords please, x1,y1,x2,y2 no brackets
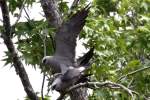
0,0,150,99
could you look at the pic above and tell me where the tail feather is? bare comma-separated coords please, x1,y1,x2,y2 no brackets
75,74,92,84
77,47,94,67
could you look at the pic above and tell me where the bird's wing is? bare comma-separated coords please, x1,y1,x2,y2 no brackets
61,66,86,81
60,64,69,74
54,5,90,63
61,68,79,81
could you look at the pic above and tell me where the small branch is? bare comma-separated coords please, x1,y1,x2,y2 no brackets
10,0,26,37
40,31,47,100
57,81,139,100
41,72,46,100
23,7,31,20
69,81,136,96
70,0,80,10
14,0,26,25
40,0,62,29
117,66,150,82
127,78,134,88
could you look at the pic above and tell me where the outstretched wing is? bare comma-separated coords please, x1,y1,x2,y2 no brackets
54,5,90,63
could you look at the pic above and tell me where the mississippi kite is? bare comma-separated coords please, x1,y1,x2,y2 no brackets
51,48,94,92
42,5,90,74
51,66,86,92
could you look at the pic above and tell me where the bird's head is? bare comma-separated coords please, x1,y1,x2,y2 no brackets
42,56,62,74
42,56,53,65
51,75,63,91
41,56,54,72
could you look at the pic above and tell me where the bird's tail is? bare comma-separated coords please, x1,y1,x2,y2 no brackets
77,47,94,68
75,73,92,84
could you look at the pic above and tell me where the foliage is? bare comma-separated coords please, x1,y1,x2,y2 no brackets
0,0,150,99
84,0,150,99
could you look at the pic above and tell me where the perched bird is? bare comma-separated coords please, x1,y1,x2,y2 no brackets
51,66,87,92
42,5,90,74
42,4,93,92
51,48,94,92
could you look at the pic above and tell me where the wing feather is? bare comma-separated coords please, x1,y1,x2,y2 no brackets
54,5,90,63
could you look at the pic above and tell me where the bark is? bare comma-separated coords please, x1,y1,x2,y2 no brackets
40,0,62,29
70,88,88,100
0,1,39,100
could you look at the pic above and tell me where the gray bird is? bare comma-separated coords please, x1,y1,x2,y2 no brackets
51,66,87,92
42,5,90,74
51,48,94,92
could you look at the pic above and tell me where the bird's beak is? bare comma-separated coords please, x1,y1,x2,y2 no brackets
42,58,46,64
51,84,56,90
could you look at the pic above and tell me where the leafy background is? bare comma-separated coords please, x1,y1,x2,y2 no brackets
1,0,150,99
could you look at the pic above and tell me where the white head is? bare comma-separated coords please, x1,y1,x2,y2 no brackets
51,75,62,91
42,56,62,73
42,56,53,65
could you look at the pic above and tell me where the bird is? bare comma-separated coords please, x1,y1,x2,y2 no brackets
51,66,89,92
51,48,94,92
42,5,90,74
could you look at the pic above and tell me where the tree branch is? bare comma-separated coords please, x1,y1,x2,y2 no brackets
117,66,150,82
40,0,62,29
0,1,39,100
0,1,11,37
57,81,139,100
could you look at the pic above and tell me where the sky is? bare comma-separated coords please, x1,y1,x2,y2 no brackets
0,1,87,99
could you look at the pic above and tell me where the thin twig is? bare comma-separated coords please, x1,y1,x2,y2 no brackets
117,66,150,82
127,78,134,88
11,0,26,37
23,7,30,20
70,0,80,9
14,0,26,25
41,72,46,100
40,31,47,100
40,29,55,99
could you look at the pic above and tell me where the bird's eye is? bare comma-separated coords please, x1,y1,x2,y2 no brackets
42,59,46,64
51,85,56,90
